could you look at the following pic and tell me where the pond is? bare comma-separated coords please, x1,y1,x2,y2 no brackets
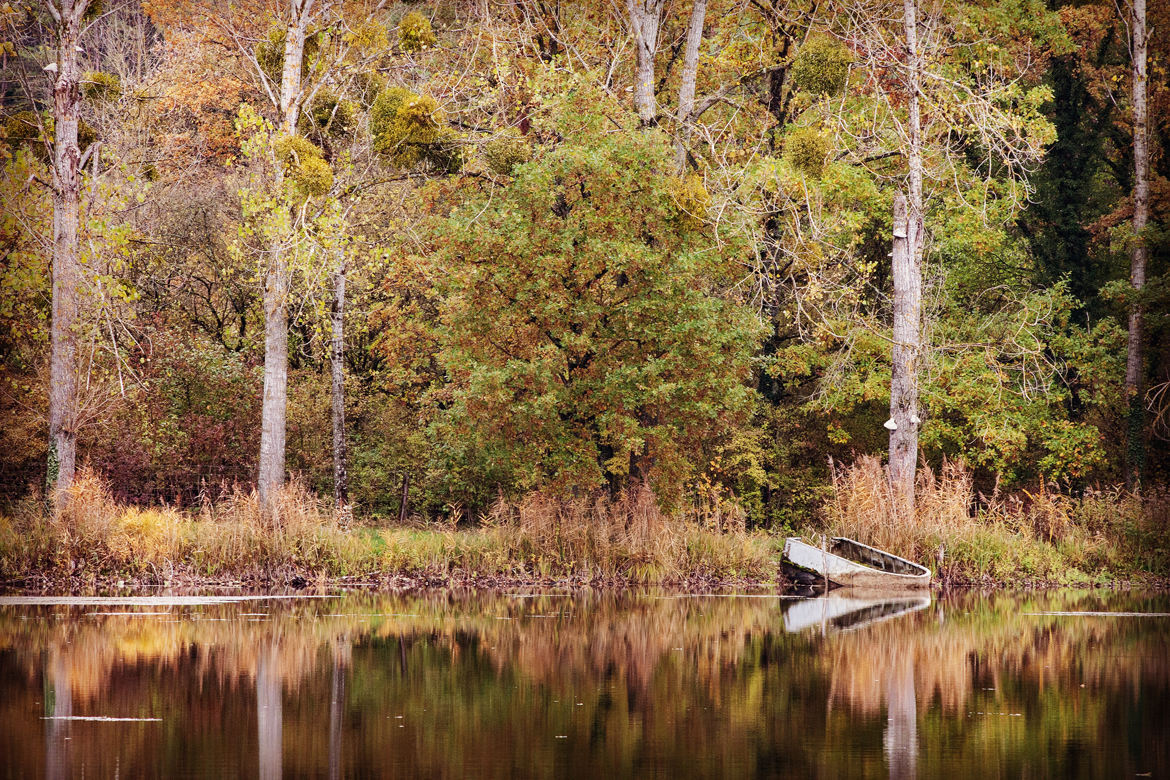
0,589,1166,778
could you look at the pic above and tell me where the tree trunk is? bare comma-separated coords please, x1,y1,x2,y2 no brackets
674,0,707,171
627,0,664,126
331,262,348,509
398,473,410,525
257,265,288,516
258,0,312,517
278,1,310,136
889,195,919,504
1126,0,1147,490
889,0,924,509
47,0,89,511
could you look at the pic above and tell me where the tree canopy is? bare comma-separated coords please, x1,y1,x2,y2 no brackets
0,0,1165,521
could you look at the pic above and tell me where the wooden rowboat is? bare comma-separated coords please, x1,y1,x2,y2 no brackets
783,536,931,590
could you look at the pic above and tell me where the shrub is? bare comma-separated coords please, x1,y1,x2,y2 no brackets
273,133,333,196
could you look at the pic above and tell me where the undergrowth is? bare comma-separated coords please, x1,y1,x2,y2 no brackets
0,471,773,585
823,456,1170,584
2,465,1164,588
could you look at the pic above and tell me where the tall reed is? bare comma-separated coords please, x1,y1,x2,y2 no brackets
824,456,1168,583
482,484,771,581
0,472,773,584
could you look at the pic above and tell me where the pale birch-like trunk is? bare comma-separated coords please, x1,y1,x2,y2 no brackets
889,195,919,501
331,263,348,509
257,259,289,516
277,4,308,136
1125,0,1148,489
889,0,924,508
47,0,89,510
674,0,707,171
627,0,664,126
258,0,312,516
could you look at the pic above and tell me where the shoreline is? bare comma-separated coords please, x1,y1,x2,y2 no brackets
4,567,1168,596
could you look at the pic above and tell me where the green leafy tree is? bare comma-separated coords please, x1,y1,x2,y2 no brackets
429,86,762,505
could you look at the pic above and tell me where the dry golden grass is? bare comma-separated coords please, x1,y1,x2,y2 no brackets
482,484,771,580
0,470,371,581
824,456,1169,583
825,456,975,556
3,465,1160,586
0,473,773,584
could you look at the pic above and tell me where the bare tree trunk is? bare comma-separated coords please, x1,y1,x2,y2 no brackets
674,0,707,171
257,264,289,516
46,0,89,511
331,262,348,509
278,1,310,136
398,473,410,524
258,0,313,516
627,0,664,126
1126,0,1148,490
889,0,924,509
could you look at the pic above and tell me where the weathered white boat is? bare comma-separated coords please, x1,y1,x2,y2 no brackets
783,536,931,589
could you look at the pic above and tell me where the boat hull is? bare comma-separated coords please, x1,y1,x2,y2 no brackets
783,536,931,589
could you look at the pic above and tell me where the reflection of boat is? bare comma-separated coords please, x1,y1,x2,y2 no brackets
783,536,931,589
783,592,932,634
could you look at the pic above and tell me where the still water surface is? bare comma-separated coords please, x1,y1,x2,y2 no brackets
0,589,1167,778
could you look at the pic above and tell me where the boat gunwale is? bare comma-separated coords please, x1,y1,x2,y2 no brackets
784,536,932,582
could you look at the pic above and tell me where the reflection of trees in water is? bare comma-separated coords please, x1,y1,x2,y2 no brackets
44,647,71,780
257,641,281,780
822,590,1170,778
329,638,349,780
883,652,917,780
1,592,786,701
0,590,1166,777
824,591,1170,718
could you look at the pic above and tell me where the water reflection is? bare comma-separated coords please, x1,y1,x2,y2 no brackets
257,640,281,780
0,589,1166,777
44,647,70,780
884,649,917,780
782,592,931,634
330,638,350,780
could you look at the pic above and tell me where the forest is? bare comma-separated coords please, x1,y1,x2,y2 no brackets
0,0,1166,586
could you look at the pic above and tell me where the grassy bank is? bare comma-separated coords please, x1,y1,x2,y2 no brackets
2,465,1167,591
824,457,1170,586
0,473,777,588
